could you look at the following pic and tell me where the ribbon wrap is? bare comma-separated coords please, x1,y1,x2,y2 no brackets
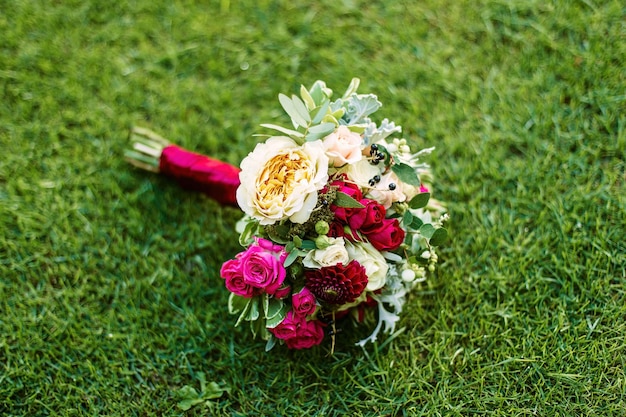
159,145,240,207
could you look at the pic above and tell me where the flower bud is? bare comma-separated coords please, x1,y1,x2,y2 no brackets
315,220,330,235
315,235,334,249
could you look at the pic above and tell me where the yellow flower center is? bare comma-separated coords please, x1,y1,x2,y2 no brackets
255,149,313,208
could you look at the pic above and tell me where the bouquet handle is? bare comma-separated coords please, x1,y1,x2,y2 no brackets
125,127,241,207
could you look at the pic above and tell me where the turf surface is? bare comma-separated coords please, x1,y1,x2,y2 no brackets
1,0,625,415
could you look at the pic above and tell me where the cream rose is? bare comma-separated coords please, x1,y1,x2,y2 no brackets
302,237,349,268
236,137,329,225
368,171,406,209
322,126,363,167
345,241,388,291
341,158,382,188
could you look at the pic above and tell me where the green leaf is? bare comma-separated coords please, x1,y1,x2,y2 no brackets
309,80,331,105
266,297,284,319
235,297,253,326
265,335,277,351
419,223,435,239
410,216,424,229
228,293,249,315
247,297,261,321
392,163,421,186
260,123,304,138
261,293,270,318
291,94,311,123
300,239,317,250
305,122,336,142
300,84,316,109
266,302,288,328
175,374,229,411
403,210,413,226
429,227,448,246
177,397,204,411
342,77,360,99
311,99,331,124
279,93,309,128
409,192,430,209
238,219,259,246
334,191,365,208
284,249,299,267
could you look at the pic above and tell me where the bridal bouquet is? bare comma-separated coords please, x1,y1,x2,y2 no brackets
126,78,449,352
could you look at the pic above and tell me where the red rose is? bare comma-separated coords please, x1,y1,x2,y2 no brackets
285,317,325,349
348,198,386,232
329,177,363,223
364,218,405,251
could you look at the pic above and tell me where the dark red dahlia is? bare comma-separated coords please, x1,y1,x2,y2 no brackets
304,260,368,305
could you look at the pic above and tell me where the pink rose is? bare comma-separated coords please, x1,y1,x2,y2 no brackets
269,311,299,340
220,258,258,298
240,239,286,295
291,287,317,317
323,126,363,167
285,317,326,349
274,285,292,299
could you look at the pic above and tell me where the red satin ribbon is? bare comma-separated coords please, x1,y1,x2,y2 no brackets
159,145,241,207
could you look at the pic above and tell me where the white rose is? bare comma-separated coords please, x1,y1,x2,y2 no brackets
302,237,349,268
367,171,406,209
236,137,329,225
322,126,363,167
345,241,389,291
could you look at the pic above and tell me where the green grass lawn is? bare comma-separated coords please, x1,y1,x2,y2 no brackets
1,0,625,415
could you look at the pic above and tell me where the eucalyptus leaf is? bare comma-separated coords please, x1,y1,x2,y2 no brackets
403,210,413,226
284,249,299,267
309,80,331,105
392,163,422,186
260,123,304,138
305,122,336,142
291,94,311,123
279,93,308,128
429,227,448,246
409,192,430,209
311,99,331,124
419,223,436,239
300,84,316,109
410,216,424,230
334,191,365,208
